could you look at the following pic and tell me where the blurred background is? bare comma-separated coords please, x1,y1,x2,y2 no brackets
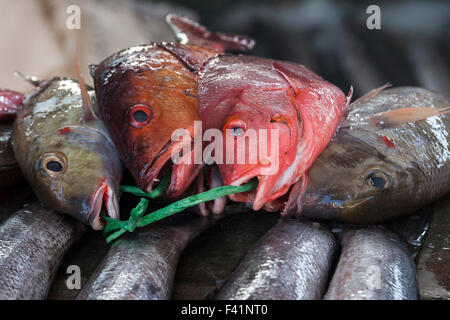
0,0,449,98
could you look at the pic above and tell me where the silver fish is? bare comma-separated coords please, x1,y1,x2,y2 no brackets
324,227,418,300
0,202,85,299
76,207,240,300
215,220,336,300
415,194,450,299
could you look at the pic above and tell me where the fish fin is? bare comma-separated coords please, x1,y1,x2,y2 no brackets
88,64,97,78
13,71,43,87
281,173,309,218
372,106,450,129
345,86,354,108
166,14,255,52
352,83,392,106
158,42,220,71
75,55,97,122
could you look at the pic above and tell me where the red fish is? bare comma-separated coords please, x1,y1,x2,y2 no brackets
91,15,254,198
161,16,351,213
0,89,24,120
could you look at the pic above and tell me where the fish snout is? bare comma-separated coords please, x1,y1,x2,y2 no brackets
88,178,120,230
296,192,343,222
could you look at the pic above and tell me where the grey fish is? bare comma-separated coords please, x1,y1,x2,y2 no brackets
0,202,85,299
324,227,418,300
416,194,450,300
296,87,450,224
76,207,241,300
12,76,122,230
215,220,336,300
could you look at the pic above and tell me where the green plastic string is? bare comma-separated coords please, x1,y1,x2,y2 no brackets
103,179,257,243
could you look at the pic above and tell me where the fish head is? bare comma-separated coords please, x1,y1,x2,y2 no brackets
299,129,418,224
32,128,121,229
12,78,122,230
206,94,298,207
93,46,201,197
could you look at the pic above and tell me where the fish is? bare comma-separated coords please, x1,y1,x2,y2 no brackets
76,206,241,300
0,89,24,192
0,202,85,299
324,227,418,300
11,71,122,230
161,17,350,212
0,122,23,190
90,14,254,198
215,220,336,300
415,194,450,300
0,88,24,120
296,86,450,224
195,56,350,213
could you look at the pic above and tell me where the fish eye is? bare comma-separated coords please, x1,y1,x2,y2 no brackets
129,104,152,128
365,171,390,190
224,118,247,137
40,152,67,176
231,126,245,137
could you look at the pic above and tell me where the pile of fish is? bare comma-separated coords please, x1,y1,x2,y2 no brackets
0,14,449,300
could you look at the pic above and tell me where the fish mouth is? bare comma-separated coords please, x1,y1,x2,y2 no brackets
142,136,194,195
88,178,120,230
298,192,376,221
225,169,276,210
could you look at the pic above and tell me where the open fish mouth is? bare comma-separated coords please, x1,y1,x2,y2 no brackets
225,170,265,208
143,136,195,195
88,178,120,230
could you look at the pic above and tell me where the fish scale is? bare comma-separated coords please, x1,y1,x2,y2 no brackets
12,77,122,229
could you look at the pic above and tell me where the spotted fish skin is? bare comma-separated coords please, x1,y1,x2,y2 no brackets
0,203,85,300
300,87,450,224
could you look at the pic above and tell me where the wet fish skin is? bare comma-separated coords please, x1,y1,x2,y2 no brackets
300,87,450,224
0,89,24,120
215,220,336,300
0,202,85,300
196,54,349,213
0,122,23,190
92,15,253,199
11,77,122,230
76,210,233,300
0,89,24,190
324,227,418,300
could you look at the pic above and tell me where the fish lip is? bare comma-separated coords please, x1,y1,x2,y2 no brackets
226,168,280,210
142,137,193,193
88,178,119,230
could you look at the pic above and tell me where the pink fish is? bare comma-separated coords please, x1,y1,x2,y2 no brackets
162,16,352,214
